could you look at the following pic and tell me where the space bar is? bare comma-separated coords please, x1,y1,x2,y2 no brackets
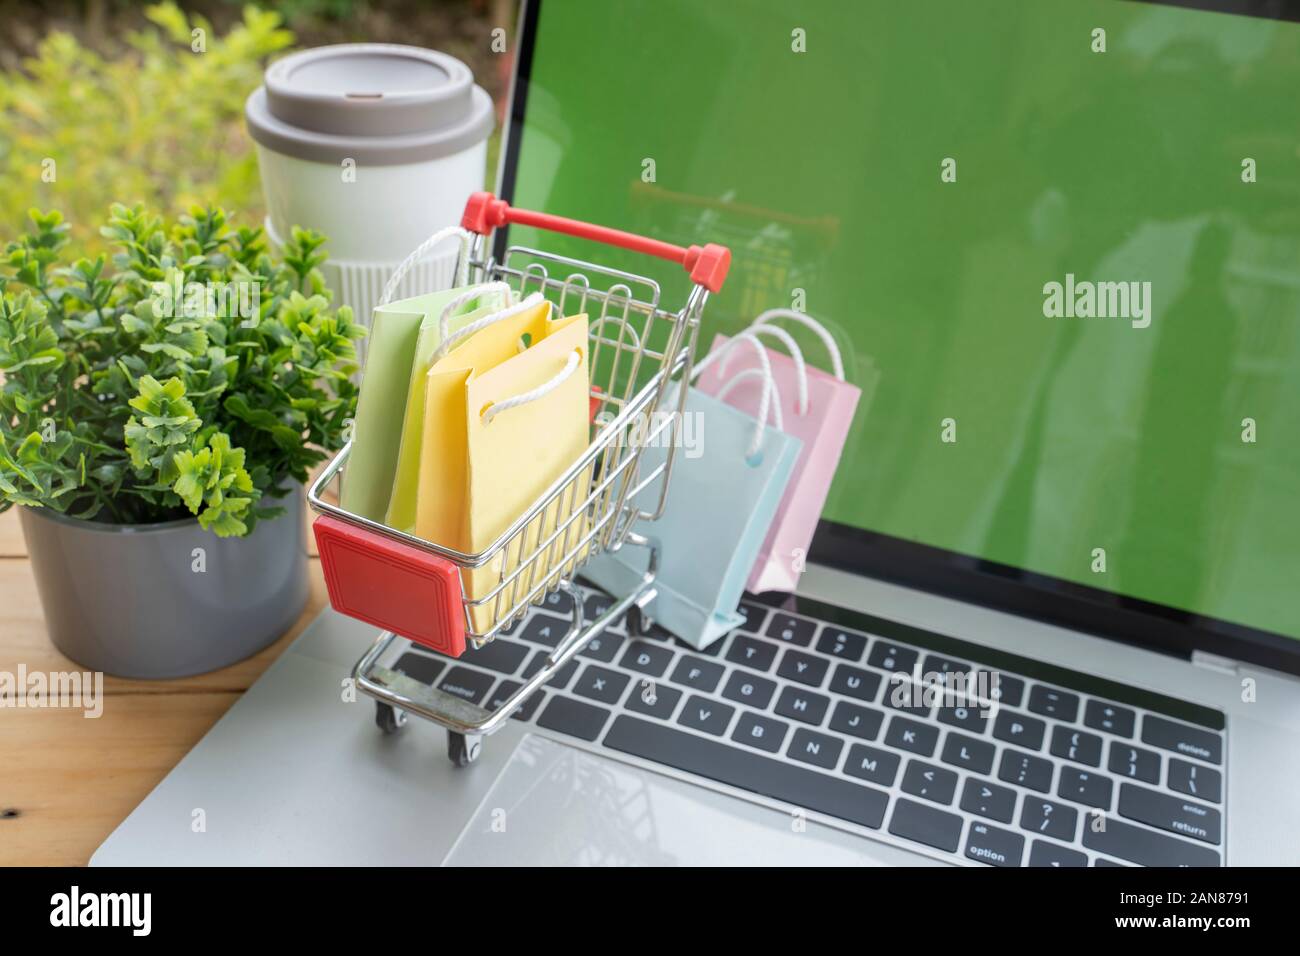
604,715,889,830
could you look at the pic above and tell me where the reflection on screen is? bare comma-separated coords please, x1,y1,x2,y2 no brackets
511,0,1300,642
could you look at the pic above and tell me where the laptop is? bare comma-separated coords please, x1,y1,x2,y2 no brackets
94,0,1300,866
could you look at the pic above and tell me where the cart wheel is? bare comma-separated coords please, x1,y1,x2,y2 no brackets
375,703,407,735
447,732,482,767
626,604,649,638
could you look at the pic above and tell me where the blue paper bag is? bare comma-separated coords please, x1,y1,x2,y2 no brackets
582,387,802,650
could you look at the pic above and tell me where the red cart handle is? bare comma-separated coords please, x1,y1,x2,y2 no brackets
462,191,730,294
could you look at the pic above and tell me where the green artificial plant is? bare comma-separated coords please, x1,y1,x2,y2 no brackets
0,204,362,536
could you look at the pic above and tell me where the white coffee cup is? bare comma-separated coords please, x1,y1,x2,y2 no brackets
246,44,493,355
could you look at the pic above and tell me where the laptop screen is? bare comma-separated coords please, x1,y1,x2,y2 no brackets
502,0,1300,669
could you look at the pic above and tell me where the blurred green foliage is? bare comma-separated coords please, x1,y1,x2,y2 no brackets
0,3,293,261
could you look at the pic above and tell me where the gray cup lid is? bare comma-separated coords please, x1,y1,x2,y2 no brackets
245,44,493,166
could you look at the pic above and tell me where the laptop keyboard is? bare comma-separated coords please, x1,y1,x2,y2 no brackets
386,586,1226,867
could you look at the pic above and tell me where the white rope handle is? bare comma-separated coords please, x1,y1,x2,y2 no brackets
692,331,781,458
722,323,809,415
749,308,845,381
481,349,583,425
379,225,472,307
433,293,547,362
438,281,513,340
715,368,785,432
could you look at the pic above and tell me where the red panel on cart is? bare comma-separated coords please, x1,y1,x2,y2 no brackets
313,514,467,657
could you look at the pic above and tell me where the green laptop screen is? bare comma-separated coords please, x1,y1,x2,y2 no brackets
508,0,1300,643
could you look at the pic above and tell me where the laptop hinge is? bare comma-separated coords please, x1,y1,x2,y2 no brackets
1190,649,1241,676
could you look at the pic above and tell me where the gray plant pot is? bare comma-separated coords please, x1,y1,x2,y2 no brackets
18,486,308,679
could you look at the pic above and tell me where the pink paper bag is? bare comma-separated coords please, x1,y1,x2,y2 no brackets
694,323,861,593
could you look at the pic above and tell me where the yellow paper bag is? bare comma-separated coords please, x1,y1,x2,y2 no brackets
384,291,509,533
415,297,591,632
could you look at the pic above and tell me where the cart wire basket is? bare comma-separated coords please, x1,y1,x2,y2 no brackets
309,192,730,765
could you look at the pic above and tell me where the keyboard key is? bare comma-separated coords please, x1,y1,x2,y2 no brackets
868,640,919,675
1084,700,1135,738
1027,685,1079,722
829,663,882,702
464,638,530,675
960,778,1017,823
1050,726,1103,767
965,822,1024,867
578,630,624,663
619,641,674,678
677,694,735,736
572,665,629,705
1057,767,1114,809
486,680,544,721
986,673,1025,708
726,635,779,672
765,613,816,646
1168,758,1222,803
777,649,830,687
1019,797,1077,842
624,680,680,720
940,732,995,775
641,621,674,641
999,750,1054,793
816,627,867,661
721,671,777,709
518,613,569,648
787,728,843,770
583,591,620,624
522,651,578,689
1118,783,1221,844
902,760,957,805
1083,817,1220,867
1108,742,1161,784
605,715,889,830
888,798,963,853
536,695,610,741
692,634,726,657
993,710,1046,750
937,704,988,734
731,711,789,753
922,654,970,682
736,601,768,632
881,677,931,717
394,652,445,686
669,655,724,693
829,701,884,741
775,686,830,726
844,744,900,787
1141,715,1222,765
885,716,939,757
1028,840,1088,867
438,666,495,704
541,588,575,617
1093,858,1127,867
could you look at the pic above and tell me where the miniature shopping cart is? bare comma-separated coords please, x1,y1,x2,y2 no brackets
308,192,730,766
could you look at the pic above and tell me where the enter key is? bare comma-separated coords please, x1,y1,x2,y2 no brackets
1118,783,1221,845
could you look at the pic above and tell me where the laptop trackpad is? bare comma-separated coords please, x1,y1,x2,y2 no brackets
442,733,943,866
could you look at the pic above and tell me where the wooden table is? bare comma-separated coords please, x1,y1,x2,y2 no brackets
0,504,327,866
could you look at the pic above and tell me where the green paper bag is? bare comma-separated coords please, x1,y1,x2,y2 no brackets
384,292,511,533
340,286,505,522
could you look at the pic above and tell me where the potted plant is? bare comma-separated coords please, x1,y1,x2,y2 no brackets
0,204,362,678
